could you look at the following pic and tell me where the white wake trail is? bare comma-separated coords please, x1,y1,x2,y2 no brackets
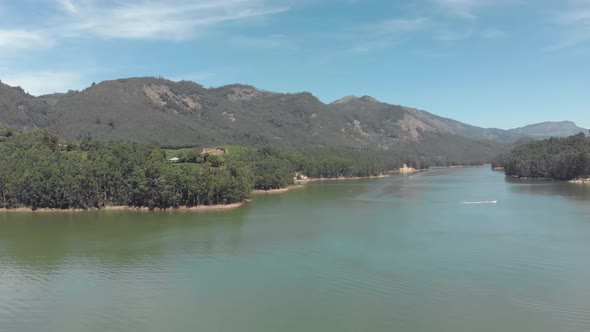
461,200,497,204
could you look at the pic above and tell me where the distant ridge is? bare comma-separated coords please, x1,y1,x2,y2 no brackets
507,121,588,139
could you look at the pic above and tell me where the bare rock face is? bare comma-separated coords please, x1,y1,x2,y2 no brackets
143,84,202,112
221,112,237,123
143,84,168,106
227,87,260,102
352,120,370,137
397,114,429,139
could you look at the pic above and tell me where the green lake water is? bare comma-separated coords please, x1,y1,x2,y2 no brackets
2,167,590,331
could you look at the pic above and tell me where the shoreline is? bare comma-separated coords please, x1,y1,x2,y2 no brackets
297,174,390,183
569,178,590,184
506,174,590,184
428,165,486,170
251,185,304,194
0,200,251,213
0,172,422,213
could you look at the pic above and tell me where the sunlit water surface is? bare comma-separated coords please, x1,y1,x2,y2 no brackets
2,167,590,331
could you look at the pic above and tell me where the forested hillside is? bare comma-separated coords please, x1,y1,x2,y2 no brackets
494,133,590,180
0,77,517,159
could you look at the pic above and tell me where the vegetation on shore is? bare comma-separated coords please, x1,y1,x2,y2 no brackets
493,133,590,181
0,125,498,211
0,129,254,210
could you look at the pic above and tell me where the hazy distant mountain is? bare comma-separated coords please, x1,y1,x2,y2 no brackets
507,121,588,139
329,95,523,143
0,76,553,162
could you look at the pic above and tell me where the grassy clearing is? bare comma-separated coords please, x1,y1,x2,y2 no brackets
163,148,199,159
219,145,255,158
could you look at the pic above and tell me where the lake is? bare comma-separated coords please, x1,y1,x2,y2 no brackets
2,167,590,332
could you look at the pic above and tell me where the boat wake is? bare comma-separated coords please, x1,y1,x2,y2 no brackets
461,200,497,204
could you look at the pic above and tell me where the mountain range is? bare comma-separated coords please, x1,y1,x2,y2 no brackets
506,121,588,139
0,77,586,157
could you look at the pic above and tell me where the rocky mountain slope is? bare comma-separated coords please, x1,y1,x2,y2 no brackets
0,77,580,160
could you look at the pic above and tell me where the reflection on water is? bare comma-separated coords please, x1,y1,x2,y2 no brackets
0,210,249,269
507,176,590,200
2,167,590,332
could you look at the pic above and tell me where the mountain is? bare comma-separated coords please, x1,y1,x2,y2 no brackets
0,77,527,162
507,121,588,139
0,81,51,132
329,95,523,143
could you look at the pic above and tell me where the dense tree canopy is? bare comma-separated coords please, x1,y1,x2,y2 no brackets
0,123,14,142
291,148,387,179
0,130,253,210
494,133,590,180
236,147,295,190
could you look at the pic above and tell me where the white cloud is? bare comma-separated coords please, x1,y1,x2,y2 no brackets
56,0,78,14
548,0,590,50
0,29,52,49
0,0,289,49
559,10,590,24
56,0,289,40
434,0,510,19
2,70,89,95
435,0,484,19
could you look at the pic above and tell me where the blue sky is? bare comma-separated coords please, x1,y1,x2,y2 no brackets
0,0,588,129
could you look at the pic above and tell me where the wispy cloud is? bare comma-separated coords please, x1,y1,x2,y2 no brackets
0,0,289,51
0,29,52,50
435,0,484,19
57,0,288,40
548,0,590,50
434,0,509,19
56,0,78,14
2,70,89,95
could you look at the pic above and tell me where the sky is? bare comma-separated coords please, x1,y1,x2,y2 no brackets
0,0,588,129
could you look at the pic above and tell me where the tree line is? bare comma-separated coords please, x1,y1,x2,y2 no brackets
0,126,499,210
0,130,253,210
493,133,590,180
